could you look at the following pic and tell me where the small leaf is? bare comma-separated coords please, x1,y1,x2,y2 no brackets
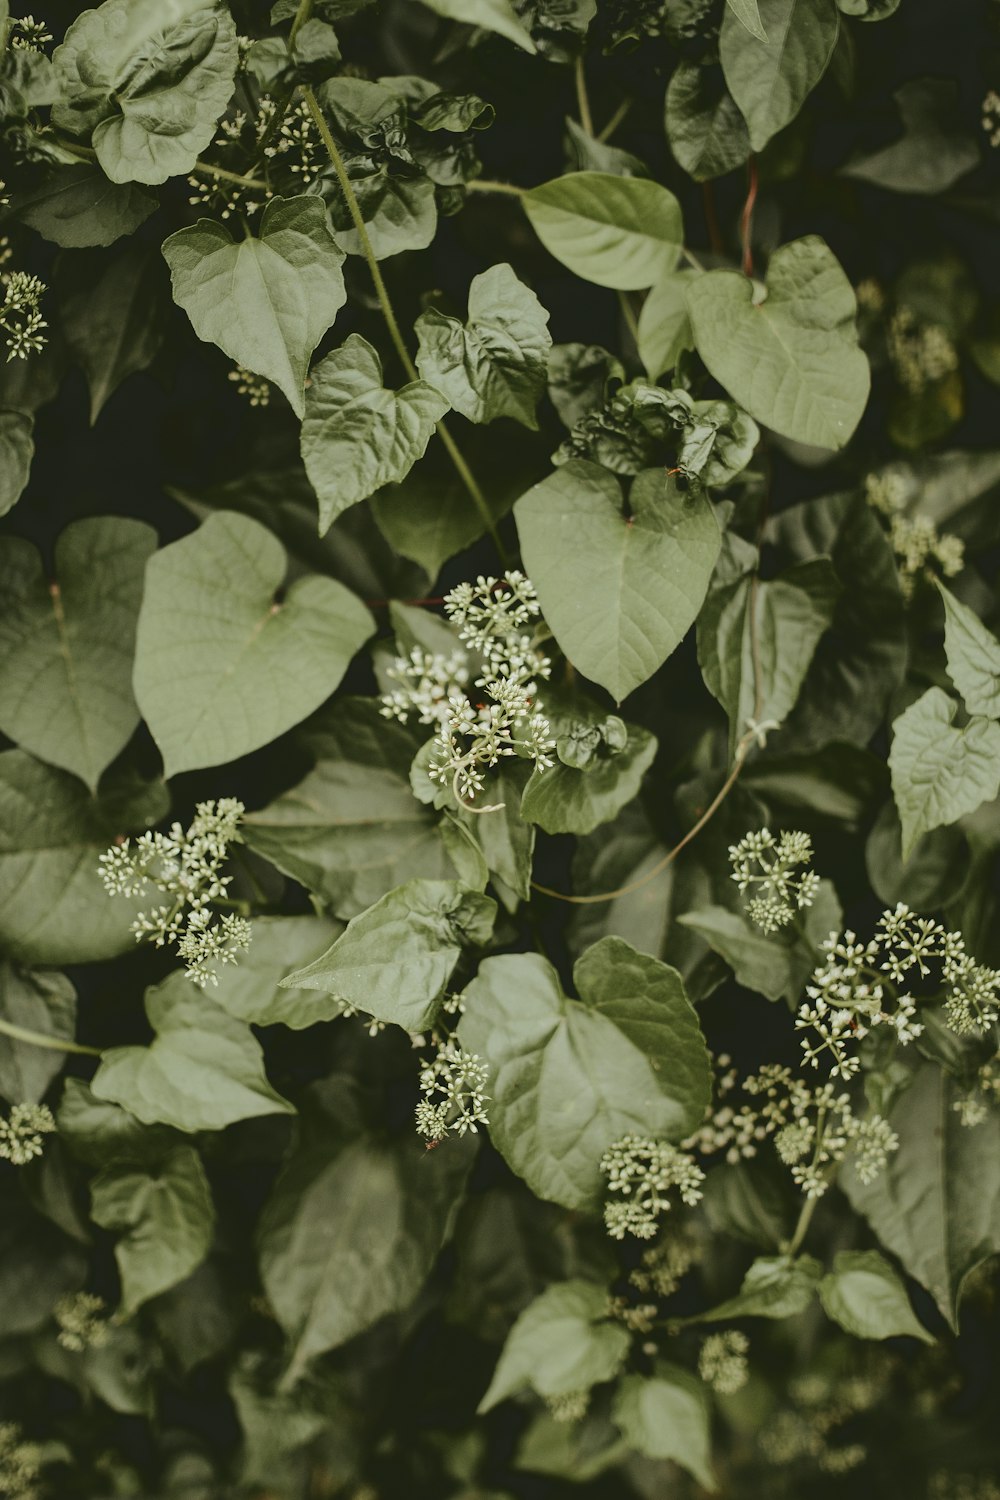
515,463,720,702
91,1146,215,1316
133,511,373,777
613,1367,715,1491
91,973,294,1132
521,697,658,836
211,916,343,1027
0,518,156,790
415,263,552,428
0,963,77,1105
637,270,695,382
478,1280,630,1411
280,879,497,1033
720,0,839,151
523,172,684,291
686,236,870,450
818,1249,933,1343
889,687,1000,857
937,582,1000,718
301,334,449,533
700,1254,824,1321
418,0,537,52
679,879,842,1003
665,63,751,182
163,197,347,418
0,410,33,518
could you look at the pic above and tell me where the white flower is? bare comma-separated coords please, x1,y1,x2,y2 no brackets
601,1135,704,1240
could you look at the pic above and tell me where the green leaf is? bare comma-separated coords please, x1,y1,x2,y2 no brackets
52,0,239,185
843,80,979,196
162,197,347,418
637,271,695,382
418,0,537,52
665,63,751,182
521,698,657,835
371,468,513,581
678,878,842,1003
280,879,497,1033
243,700,461,919
0,518,156,790
258,1130,474,1384
133,511,373,777
720,0,839,151
414,263,552,428
725,0,767,39
301,334,449,533
889,688,1000,858
613,1367,715,1491
327,170,438,261
211,916,343,1027
0,963,77,1105
90,1146,215,1316
700,1253,823,1321
697,554,842,757
818,1249,933,1343
478,1280,630,1411
57,1079,176,1170
0,410,33,518
59,244,167,422
10,164,157,248
523,173,684,291
841,1063,1000,1327
0,754,168,965
91,973,294,1132
937,583,1000,719
455,762,535,905
515,463,720,702
686,236,870,449
457,938,711,1211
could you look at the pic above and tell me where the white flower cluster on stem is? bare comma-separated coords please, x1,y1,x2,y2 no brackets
0,1103,55,1166
601,1135,705,1240
729,828,820,934
415,1042,490,1143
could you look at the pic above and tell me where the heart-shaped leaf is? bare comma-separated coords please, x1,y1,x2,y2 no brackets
523,172,684,291
515,462,720,702
720,0,839,151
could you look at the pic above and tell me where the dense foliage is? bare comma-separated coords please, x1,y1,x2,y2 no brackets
3,0,1000,1495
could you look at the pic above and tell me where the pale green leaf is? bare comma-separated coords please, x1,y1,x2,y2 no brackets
700,1254,823,1321
523,172,684,291
91,972,294,1132
613,1368,715,1491
637,270,695,382
889,688,1000,857
478,1280,630,1411
521,697,657,835
162,197,347,418
280,879,497,1032
301,334,449,533
0,518,156,790
515,463,720,702
0,410,33,518
720,0,839,151
937,582,1000,718
686,236,870,450
726,0,767,36
414,263,552,428
818,1249,933,1343
211,916,343,1027
419,0,536,51
0,963,77,1105
133,511,373,777
327,171,438,261
91,1146,215,1316
457,939,711,1211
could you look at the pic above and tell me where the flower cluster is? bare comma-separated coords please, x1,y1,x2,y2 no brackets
98,799,252,987
864,471,964,598
982,89,1000,149
757,1364,888,1474
1,269,46,362
228,363,270,406
8,13,51,50
953,1059,1000,1128
389,573,555,806
546,1389,590,1423
729,828,820,934
262,98,324,188
699,1330,750,1395
629,1232,699,1299
55,1292,110,1353
0,1102,55,1166
888,305,959,396
0,1423,42,1500
415,1042,490,1143
600,1135,705,1240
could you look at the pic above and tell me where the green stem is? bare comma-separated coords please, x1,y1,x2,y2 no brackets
55,132,269,194
301,85,506,561
597,97,631,143
784,1192,821,1258
574,54,595,138
465,177,525,197
0,1017,101,1058
288,0,314,47
682,246,707,272
617,289,640,345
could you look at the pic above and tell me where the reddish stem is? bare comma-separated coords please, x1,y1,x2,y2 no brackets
740,156,759,277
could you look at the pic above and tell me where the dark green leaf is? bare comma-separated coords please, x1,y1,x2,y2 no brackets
889,688,1000,857
720,0,839,151
478,1280,630,1410
0,963,76,1105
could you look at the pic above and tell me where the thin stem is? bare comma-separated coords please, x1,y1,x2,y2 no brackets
0,1017,101,1058
465,178,525,197
195,159,269,193
617,289,640,345
574,54,595,138
783,1107,829,1256
301,85,506,560
740,155,759,278
682,245,707,273
597,97,632,144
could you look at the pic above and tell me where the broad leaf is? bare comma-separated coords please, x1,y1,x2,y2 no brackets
371,468,513,581
937,582,1000,718
0,410,33,517
720,0,839,151
419,0,536,51
725,0,767,38
301,334,449,533
523,173,684,291
414,263,552,428
211,916,343,1027
478,1280,630,1411
818,1249,933,1343
843,80,980,197
0,754,168,965
280,879,497,1033
10,164,157,248
700,1254,823,1321
91,973,294,1132
686,236,870,450
52,0,239,185
60,244,167,422
515,463,720,702
842,1063,1000,1327
679,878,842,1003
457,939,711,1211
521,698,657,836
613,1368,715,1491
0,963,77,1105
91,1146,215,1316
0,518,156,790
163,197,347,418
133,511,373,777
258,1130,474,1385
889,688,1000,857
